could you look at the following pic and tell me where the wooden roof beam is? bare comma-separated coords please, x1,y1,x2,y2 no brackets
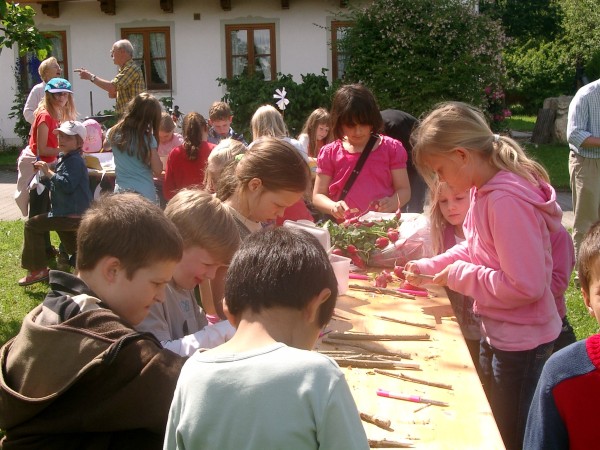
39,1,59,18
160,0,173,13
98,0,115,15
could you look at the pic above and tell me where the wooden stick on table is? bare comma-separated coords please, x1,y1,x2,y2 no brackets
359,412,393,431
327,332,430,341
368,438,414,448
322,338,412,359
375,314,436,330
374,369,453,390
349,284,417,299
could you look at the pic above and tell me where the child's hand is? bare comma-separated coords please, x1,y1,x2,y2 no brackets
377,195,399,213
330,200,349,219
403,261,425,286
431,265,451,287
33,161,49,176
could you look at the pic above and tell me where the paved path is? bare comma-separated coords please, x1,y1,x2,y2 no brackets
0,171,23,221
0,169,575,228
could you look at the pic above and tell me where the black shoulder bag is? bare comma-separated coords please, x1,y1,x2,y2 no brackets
338,133,379,201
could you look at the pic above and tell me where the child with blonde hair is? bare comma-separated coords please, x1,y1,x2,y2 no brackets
203,138,247,193
426,181,480,365
109,93,163,203
162,112,215,200
136,189,240,356
157,112,183,158
405,101,563,450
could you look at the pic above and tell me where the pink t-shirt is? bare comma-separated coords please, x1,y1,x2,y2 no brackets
316,135,407,212
158,132,184,157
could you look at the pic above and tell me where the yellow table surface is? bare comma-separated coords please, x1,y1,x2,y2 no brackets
315,281,505,449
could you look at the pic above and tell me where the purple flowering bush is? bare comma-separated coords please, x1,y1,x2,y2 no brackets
484,86,512,132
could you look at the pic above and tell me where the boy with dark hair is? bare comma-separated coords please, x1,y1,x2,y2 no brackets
0,193,186,450
164,227,369,450
207,101,247,145
524,220,600,449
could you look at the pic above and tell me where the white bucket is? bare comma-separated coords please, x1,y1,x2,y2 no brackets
329,254,351,295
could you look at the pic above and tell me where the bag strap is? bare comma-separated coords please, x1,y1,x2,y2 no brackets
339,134,379,201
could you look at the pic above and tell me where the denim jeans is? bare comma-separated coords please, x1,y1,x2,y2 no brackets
479,339,554,450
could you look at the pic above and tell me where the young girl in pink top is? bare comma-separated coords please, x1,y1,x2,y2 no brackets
405,102,563,450
312,84,410,219
426,182,480,368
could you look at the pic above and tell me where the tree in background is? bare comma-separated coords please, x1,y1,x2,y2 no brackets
560,0,600,82
1,1,51,146
338,0,508,119
0,1,50,57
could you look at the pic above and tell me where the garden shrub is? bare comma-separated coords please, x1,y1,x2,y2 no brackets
217,70,337,140
338,0,508,118
503,38,575,114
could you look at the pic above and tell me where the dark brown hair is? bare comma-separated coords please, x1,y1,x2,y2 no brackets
181,112,208,161
225,227,338,327
216,137,310,201
109,93,162,165
77,193,183,278
330,84,383,139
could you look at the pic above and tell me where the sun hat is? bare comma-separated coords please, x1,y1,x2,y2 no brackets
81,119,103,152
45,77,73,93
53,121,87,141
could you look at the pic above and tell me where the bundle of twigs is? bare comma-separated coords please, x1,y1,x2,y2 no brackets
322,338,412,359
319,350,420,370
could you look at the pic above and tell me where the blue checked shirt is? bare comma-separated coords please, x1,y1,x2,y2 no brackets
567,78,600,158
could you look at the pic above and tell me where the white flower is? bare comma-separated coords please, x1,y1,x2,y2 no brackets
273,87,290,111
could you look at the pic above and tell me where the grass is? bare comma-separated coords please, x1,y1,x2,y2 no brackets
0,221,62,346
0,147,20,171
507,115,537,132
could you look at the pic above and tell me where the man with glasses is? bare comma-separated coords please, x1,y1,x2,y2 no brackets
75,39,145,116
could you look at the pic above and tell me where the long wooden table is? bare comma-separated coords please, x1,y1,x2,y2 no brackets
315,281,505,449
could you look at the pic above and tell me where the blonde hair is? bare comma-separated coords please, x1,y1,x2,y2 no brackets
165,189,240,264
251,105,288,141
209,101,233,121
412,102,549,187
204,138,247,193
425,181,454,255
34,91,77,122
38,57,59,82
159,111,176,133
300,107,332,158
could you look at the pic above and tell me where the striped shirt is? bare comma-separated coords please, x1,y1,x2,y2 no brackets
567,78,600,158
112,59,145,116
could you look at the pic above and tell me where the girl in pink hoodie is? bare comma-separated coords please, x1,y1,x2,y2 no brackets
405,102,563,450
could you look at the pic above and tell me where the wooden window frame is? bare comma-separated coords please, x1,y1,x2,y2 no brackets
331,21,353,81
121,27,172,91
225,23,276,80
19,30,68,91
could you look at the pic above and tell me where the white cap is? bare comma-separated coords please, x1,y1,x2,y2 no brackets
53,121,87,141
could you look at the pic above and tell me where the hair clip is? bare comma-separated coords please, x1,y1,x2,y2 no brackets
235,154,244,162
493,134,500,143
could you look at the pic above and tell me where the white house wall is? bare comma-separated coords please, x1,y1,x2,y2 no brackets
0,0,357,144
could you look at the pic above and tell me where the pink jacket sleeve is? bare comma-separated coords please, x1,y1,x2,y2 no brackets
447,195,550,309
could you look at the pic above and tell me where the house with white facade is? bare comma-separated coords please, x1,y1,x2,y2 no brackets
0,0,357,144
